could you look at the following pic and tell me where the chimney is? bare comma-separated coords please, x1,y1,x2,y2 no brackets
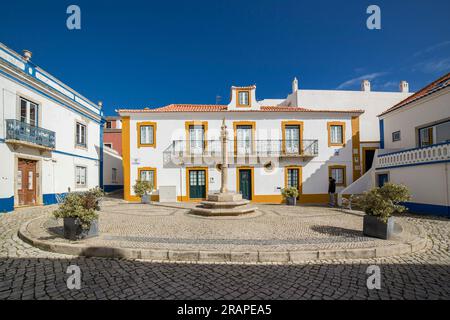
399,81,409,93
361,79,371,92
292,77,298,93
98,101,103,108
22,50,32,62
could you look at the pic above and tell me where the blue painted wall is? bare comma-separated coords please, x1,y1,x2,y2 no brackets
404,202,450,218
0,196,14,213
379,119,385,149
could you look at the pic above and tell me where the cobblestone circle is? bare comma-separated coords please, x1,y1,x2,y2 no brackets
0,201,449,300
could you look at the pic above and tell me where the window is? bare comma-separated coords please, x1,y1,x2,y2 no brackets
328,122,345,146
106,121,112,129
392,131,401,142
419,120,450,147
137,122,156,147
329,166,346,186
75,166,87,187
236,125,253,154
104,143,112,149
282,122,303,154
19,97,38,126
112,168,117,183
377,173,389,187
189,125,205,154
237,91,250,107
286,167,300,190
75,122,87,147
138,168,156,190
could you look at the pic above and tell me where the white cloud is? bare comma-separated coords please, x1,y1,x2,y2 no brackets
336,72,387,90
413,58,450,74
413,40,450,57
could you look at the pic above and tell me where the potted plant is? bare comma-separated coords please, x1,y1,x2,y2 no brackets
133,180,153,204
281,187,299,206
356,183,410,240
53,187,104,240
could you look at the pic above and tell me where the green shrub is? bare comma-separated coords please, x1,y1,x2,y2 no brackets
133,180,153,197
281,187,299,199
53,187,104,229
355,183,411,223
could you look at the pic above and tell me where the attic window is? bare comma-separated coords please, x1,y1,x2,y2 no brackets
237,90,250,107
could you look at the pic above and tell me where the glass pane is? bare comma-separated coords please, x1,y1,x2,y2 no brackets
237,126,252,153
17,171,22,190
331,126,343,144
239,91,249,105
190,126,204,153
285,126,299,153
28,171,33,190
20,99,27,123
436,121,450,143
29,103,37,126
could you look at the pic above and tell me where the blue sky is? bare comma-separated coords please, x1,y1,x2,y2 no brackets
1,0,449,115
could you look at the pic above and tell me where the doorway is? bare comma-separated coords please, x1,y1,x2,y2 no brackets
363,148,377,173
188,169,207,200
238,168,253,200
17,159,37,206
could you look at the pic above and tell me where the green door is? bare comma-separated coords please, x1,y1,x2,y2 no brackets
239,169,252,200
287,168,299,199
189,170,206,199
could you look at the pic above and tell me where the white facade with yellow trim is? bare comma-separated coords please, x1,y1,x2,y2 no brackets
119,80,411,204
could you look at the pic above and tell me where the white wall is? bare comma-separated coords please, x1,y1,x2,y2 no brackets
103,147,123,186
381,88,450,150
126,112,355,199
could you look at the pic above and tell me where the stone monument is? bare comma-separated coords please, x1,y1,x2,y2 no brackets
190,119,257,216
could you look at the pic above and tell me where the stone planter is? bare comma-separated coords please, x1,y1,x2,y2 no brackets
63,218,98,241
363,215,395,240
141,194,150,204
286,197,297,206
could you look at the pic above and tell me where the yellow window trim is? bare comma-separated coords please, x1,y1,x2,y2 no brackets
327,121,346,147
137,167,157,191
137,121,157,148
284,166,303,194
233,121,256,155
281,121,304,155
328,165,347,187
236,166,255,201
185,121,208,153
236,89,251,108
185,167,209,202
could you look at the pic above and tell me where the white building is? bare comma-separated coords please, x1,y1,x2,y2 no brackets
118,79,411,204
343,73,450,217
0,43,104,212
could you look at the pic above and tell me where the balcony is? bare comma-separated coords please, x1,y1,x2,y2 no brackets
5,119,56,150
163,139,318,165
377,142,450,169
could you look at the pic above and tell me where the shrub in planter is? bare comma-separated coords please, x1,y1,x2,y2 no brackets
355,183,410,239
53,188,104,240
133,180,153,204
281,187,299,206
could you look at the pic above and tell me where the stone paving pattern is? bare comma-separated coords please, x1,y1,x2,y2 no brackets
27,203,420,252
0,201,449,299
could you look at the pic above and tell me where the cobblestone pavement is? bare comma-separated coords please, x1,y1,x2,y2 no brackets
0,204,449,300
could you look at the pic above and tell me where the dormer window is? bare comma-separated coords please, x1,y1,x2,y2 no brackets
237,90,250,107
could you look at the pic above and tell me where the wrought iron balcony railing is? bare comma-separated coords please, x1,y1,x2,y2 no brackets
165,139,318,159
5,119,56,149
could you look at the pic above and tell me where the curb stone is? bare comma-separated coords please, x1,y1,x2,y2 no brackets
18,214,429,264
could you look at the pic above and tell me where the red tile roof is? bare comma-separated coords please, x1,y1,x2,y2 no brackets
117,104,364,114
379,72,450,117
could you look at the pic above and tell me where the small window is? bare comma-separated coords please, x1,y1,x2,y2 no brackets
329,166,346,186
19,97,38,126
139,168,156,190
112,168,117,183
137,122,156,147
76,122,87,147
237,91,249,106
392,131,401,142
106,121,112,129
377,173,389,187
328,122,345,146
75,166,87,187
104,143,112,148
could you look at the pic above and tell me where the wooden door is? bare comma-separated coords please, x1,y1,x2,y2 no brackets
239,169,252,200
189,170,206,199
17,159,37,206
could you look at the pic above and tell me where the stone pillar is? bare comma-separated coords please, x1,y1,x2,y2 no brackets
220,118,228,193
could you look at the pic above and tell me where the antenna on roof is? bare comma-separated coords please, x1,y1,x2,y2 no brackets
215,95,222,104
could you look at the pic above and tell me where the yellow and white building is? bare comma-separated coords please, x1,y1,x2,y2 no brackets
118,79,412,204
